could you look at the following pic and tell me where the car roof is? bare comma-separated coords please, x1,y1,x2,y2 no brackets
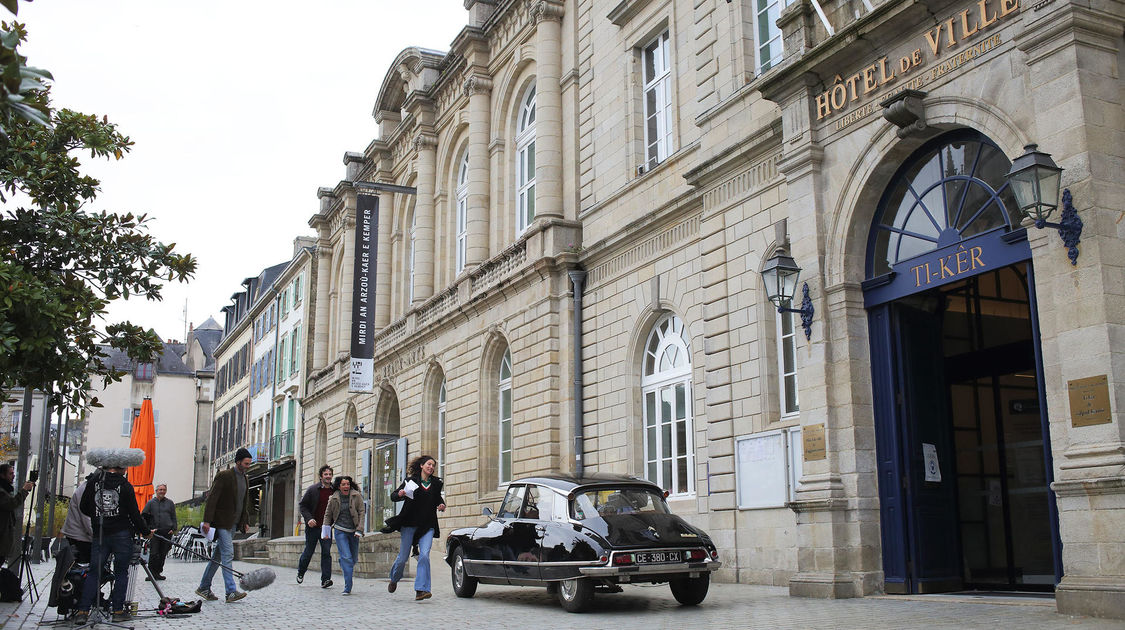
513,472,663,493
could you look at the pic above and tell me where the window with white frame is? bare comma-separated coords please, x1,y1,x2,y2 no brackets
498,348,512,485
408,209,417,304
777,310,799,416
755,0,795,73
641,314,694,495
456,152,469,274
290,324,300,376
292,274,302,308
642,30,673,170
437,380,446,477
9,410,19,436
516,85,536,234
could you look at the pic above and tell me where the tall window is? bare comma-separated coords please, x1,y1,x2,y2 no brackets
777,310,799,416
135,363,153,381
755,0,795,73
641,314,694,495
292,274,302,308
290,324,300,376
498,348,512,484
516,85,536,234
408,210,417,303
642,31,673,169
437,380,447,477
456,151,469,274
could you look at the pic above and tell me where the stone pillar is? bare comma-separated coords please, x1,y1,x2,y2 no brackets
1015,0,1125,620
375,190,392,329
464,74,493,268
412,133,438,304
531,0,565,220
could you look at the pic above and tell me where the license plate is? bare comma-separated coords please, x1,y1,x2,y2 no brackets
634,550,681,564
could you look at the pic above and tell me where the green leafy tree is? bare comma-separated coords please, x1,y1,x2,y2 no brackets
0,12,197,413
0,4,52,130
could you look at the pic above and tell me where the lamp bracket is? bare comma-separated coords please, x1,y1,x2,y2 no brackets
777,282,815,341
1032,188,1082,265
342,423,397,441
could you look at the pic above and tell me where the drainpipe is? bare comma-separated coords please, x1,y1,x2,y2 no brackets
568,269,586,477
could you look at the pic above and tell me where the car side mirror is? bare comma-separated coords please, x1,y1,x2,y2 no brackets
482,506,494,518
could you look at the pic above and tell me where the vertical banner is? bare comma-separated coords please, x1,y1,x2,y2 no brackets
349,193,378,392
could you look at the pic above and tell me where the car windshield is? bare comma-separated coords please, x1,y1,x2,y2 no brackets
570,487,670,520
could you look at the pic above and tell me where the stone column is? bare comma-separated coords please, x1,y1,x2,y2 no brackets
375,190,392,329
464,74,493,268
412,133,438,304
531,0,565,220
1015,1,1125,620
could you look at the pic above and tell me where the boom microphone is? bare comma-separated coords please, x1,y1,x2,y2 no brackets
86,448,146,469
239,568,276,592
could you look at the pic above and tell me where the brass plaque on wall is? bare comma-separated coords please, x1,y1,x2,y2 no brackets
803,423,827,461
1068,375,1112,427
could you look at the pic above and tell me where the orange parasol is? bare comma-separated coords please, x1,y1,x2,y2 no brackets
127,398,156,508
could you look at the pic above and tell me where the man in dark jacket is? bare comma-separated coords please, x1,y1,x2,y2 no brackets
296,465,334,587
0,463,34,569
76,463,149,623
141,483,176,580
196,448,251,604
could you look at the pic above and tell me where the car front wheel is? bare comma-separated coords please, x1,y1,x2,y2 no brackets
669,574,709,605
451,548,478,598
556,577,594,613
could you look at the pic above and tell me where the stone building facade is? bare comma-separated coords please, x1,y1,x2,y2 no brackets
298,0,1123,619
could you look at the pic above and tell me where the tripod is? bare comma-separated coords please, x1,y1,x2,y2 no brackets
13,503,39,603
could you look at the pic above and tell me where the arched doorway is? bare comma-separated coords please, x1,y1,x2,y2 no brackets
862,130,1061,594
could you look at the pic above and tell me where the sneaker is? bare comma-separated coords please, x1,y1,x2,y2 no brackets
112,610,130,622
155,574,167,581
342,590,351,596
415,590,432,601
296,573,304,584
225,591,247,603
387,581,397,593
195,587,219,601
321,579,333,589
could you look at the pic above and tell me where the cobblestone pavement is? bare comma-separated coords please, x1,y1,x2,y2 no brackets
3,555,1122,630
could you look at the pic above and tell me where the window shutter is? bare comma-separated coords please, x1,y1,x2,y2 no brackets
154,410,160,437
121,409,132,436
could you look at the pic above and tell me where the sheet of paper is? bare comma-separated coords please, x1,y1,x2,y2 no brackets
404,479,419,499
922,443,942,482
200,523,215,542
321,524,331,539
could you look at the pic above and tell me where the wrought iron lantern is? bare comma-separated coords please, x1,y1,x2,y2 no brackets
1005,143,1082,265
761,248,814,340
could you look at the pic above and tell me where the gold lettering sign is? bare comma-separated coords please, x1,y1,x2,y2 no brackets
817,0,1018,124
1068,375,1113,427
909,244,986,288
803,423,827,461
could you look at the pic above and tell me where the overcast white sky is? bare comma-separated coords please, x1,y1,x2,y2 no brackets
18,0,467,343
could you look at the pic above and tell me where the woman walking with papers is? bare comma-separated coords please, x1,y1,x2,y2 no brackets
323,476,365,595
387,455,445,600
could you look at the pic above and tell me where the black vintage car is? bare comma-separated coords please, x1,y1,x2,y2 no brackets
444,473,722,612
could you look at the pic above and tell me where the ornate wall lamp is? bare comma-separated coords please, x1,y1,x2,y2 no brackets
1005,144,1082,265
761,247,815,341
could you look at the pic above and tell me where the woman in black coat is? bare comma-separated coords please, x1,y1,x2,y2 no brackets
387,455,445,600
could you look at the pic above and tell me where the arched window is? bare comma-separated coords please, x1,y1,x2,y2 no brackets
437,380,447,477
456,152,469,274
408,209,417,304
516,85,536,234
498,347,513,484
641,314,694,495
315,418,328,473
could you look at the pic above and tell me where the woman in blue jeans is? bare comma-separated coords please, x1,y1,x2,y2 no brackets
323,476,365,595
388,455,445,600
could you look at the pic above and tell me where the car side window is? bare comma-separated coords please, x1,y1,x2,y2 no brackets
522,485,559,521
498,485,526,519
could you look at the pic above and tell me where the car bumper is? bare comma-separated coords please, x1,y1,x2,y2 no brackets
579,560,722,578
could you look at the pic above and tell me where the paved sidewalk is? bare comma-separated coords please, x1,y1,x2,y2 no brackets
2,555,1122,629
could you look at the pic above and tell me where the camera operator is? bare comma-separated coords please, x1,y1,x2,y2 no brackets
75,462,149,623
0,464,35,570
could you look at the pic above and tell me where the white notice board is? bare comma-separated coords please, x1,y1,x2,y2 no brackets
736,430,787,509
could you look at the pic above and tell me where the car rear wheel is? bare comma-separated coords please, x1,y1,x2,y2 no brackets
451,548,478,598
669,574,709,605
556,577,594,613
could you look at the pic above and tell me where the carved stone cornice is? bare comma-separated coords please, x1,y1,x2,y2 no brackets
530,0,564,24
463,74,494,98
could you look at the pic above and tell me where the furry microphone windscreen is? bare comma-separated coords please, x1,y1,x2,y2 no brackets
86,448,146,469
239,567,276,591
